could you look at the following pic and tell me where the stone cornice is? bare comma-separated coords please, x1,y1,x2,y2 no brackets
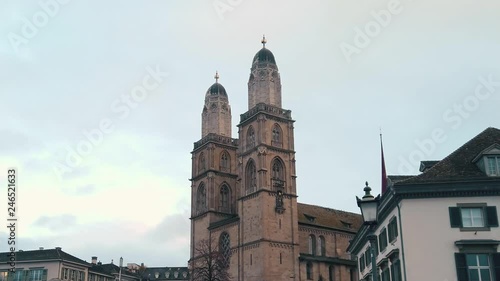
238,103,294,127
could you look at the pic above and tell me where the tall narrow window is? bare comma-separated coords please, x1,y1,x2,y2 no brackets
219,184,230,213
219,232,231,268
306,262,313,280
196,183,207,214
319,235,326,256
246,159,257,194
308,234,316,255
199,152,206,173
220,151,230,172
487,156,500,176
271,158,285,190
247,126,255,148
329,266,335,281
272,124,282,147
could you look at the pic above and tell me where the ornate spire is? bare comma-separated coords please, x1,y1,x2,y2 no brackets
261,35,267,48
214,71,219,83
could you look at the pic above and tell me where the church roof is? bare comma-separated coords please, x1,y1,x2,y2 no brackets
399,127,500,184
297,203,363,233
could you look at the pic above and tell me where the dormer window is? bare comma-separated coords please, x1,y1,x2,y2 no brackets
304,214,316,223
472,144,500,177
341,220,352,228
486,156,500,176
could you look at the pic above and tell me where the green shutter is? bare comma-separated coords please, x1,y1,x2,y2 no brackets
42,270,47,281
455,253,469,281
449,207,462,228
492,253,500,281
486,206,498,227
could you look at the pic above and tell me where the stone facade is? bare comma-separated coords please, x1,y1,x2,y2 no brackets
189,38,363,281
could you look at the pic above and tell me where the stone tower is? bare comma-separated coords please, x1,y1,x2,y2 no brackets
236,37,299,281
190,72,238,264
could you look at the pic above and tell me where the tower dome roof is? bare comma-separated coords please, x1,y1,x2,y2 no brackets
206,83,227,97
252,48,276,65
206,71,228,97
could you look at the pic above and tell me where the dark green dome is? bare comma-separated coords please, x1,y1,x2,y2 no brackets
253,48,276,64
206,83,227,97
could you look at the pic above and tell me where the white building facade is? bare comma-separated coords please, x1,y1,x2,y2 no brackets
348,127,500,281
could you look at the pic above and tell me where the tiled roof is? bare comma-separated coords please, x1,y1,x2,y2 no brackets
297,203,363,232
0,248,89,265
400,127,500,184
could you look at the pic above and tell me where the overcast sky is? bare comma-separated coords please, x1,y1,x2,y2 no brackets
1,0,499,267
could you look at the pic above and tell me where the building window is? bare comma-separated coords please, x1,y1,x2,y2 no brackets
63,269,69,280
272,124,282,147
29,269,45,281
246,159,257,194
79,272,84,281
199,152,206,173
308,234,316,255
219,184,230,213
220,151,230,172
378,228,388,252
306,262,313,280
89,274,94,281
196,183,207,214
0,271,8,281
271,158,285,190
365,247,371,266
329,266,335,281
359,254,365,271
247,126,255,148
486,156,500,176
219,232,231,268
380,268,390,281
388,217,399,242
319,236,326,256
449,205,498,230
455,253,500,281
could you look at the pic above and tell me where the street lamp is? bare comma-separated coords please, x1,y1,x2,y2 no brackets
356,182,380,281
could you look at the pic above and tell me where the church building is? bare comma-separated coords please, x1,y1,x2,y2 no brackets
189,37,363,281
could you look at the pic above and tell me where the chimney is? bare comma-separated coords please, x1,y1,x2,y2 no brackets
55,247,62,251
91,257,98,264
39,247,44,250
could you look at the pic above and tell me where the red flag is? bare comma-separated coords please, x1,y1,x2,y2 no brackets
381,133,387,194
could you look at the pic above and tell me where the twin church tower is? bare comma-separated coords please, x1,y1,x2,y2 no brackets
189,37,359,281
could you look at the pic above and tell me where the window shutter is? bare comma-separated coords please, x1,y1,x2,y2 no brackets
42,270,47,281
486,206,498,227
454,253,469,281
449,207,462,227
493,253,500,281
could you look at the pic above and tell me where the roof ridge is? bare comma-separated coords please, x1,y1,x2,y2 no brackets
298,202,360,216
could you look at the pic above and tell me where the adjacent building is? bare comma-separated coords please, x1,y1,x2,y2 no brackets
347,127,500,281
0,248,188,281
189,37,363,281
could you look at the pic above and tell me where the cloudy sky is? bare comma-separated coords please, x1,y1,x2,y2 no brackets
1,0,499,267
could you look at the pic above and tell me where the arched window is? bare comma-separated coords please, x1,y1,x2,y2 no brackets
271,158,285,190
329,266,335,281
272,124,282,147
199,152,206,173
196,183,206,214
219,232,231,268
319,235,326,256
246,159,257,194
306,262,313,280
220,151,230,172
308,234,316,255
247,126,255,148
219,184,230,213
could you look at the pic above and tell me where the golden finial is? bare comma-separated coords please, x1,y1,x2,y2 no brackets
214,71,219,83
261,35,267,48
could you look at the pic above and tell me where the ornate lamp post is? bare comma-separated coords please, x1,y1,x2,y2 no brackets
356,182,380,281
